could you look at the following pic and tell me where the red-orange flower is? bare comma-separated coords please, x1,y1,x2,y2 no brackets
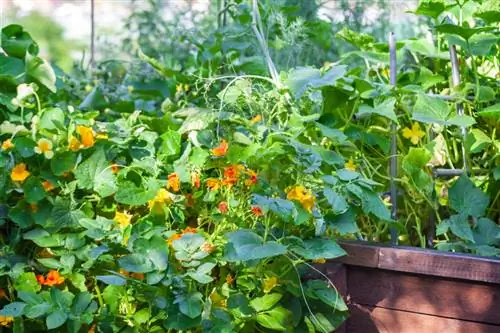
245,169,258,186
167,173,180,192
191,172,200,189
36,275,45,284
42,180,54,191
251,206,263,217
183,226,197,234
37,270,64,286
226,275,234,285
111,163,120,174
218,202,228,213
167,233,182,246
212,139,228,157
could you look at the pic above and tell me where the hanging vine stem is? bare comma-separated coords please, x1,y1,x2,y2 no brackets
251,0,281,88
90,0,95,69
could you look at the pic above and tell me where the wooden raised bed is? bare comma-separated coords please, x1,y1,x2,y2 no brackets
321,241,500,333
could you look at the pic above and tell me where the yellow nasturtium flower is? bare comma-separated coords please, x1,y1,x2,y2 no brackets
148,189,174,213
34,138,54,159
10,163,30,183
68,136,81,151
0,315,13,327
402,122,425,145
263,276,279,293
1,139,14,151
287,185,315,212
114,211,132,228
344,159,356,171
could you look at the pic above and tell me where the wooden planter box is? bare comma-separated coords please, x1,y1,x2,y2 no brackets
320,241,500,333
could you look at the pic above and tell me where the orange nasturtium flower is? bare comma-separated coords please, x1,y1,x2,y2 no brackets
191,172,200,189
76,125,95,148
402,122,425,145
10,163,30,183
251,206,263,217
206,178,220,191
114,211,132,228
344,159,357,171
34,138,54,159
287,185,315,212
0,289,7,299
42,181,54,191
167,173,181,192
1,139,14,151
37,270,64,286
250,114,263,124
226,275,234,285
0,315,13,327
212,139,228,157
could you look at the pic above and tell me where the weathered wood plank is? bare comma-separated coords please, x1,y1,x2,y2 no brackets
347,267,500,324
347,304,500,333
335,241,500,283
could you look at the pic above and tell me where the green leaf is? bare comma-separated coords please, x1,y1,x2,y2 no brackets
286,66,347,99
0,302,27,317
361,190,392,221
25,52,56,92
448,176,489,217
402,147,433,196
356,98,398,123
175,292,203,319
159,130,181,159
23,229,65,247
256,306,290,331
250,293,283,312
335,27,375,50
46,310,68,330
469,33,499,56
478,103,500,119
446,214,474,243
412,94,447,124
96,275,127,286
435,24,495,40
473,218,500,246
23,177,46,203
75,148,117,197
46,197,86,231
413,0,446,19
223,230,287,262
115,178,159,206
465,129,491,154
291,238,346,260
24,303,51,319
13,272,40,293
39,108,65,131
252,195,296,223
1,25,37,58
315,123,347,144
13,136,36,158
118,254,154,273
325,209,359,235
306,280,347,311
172,233,208,264
474,0,500,23
405,39,448,59
79,87,107,110
323,188,348,214
50,151,77,176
